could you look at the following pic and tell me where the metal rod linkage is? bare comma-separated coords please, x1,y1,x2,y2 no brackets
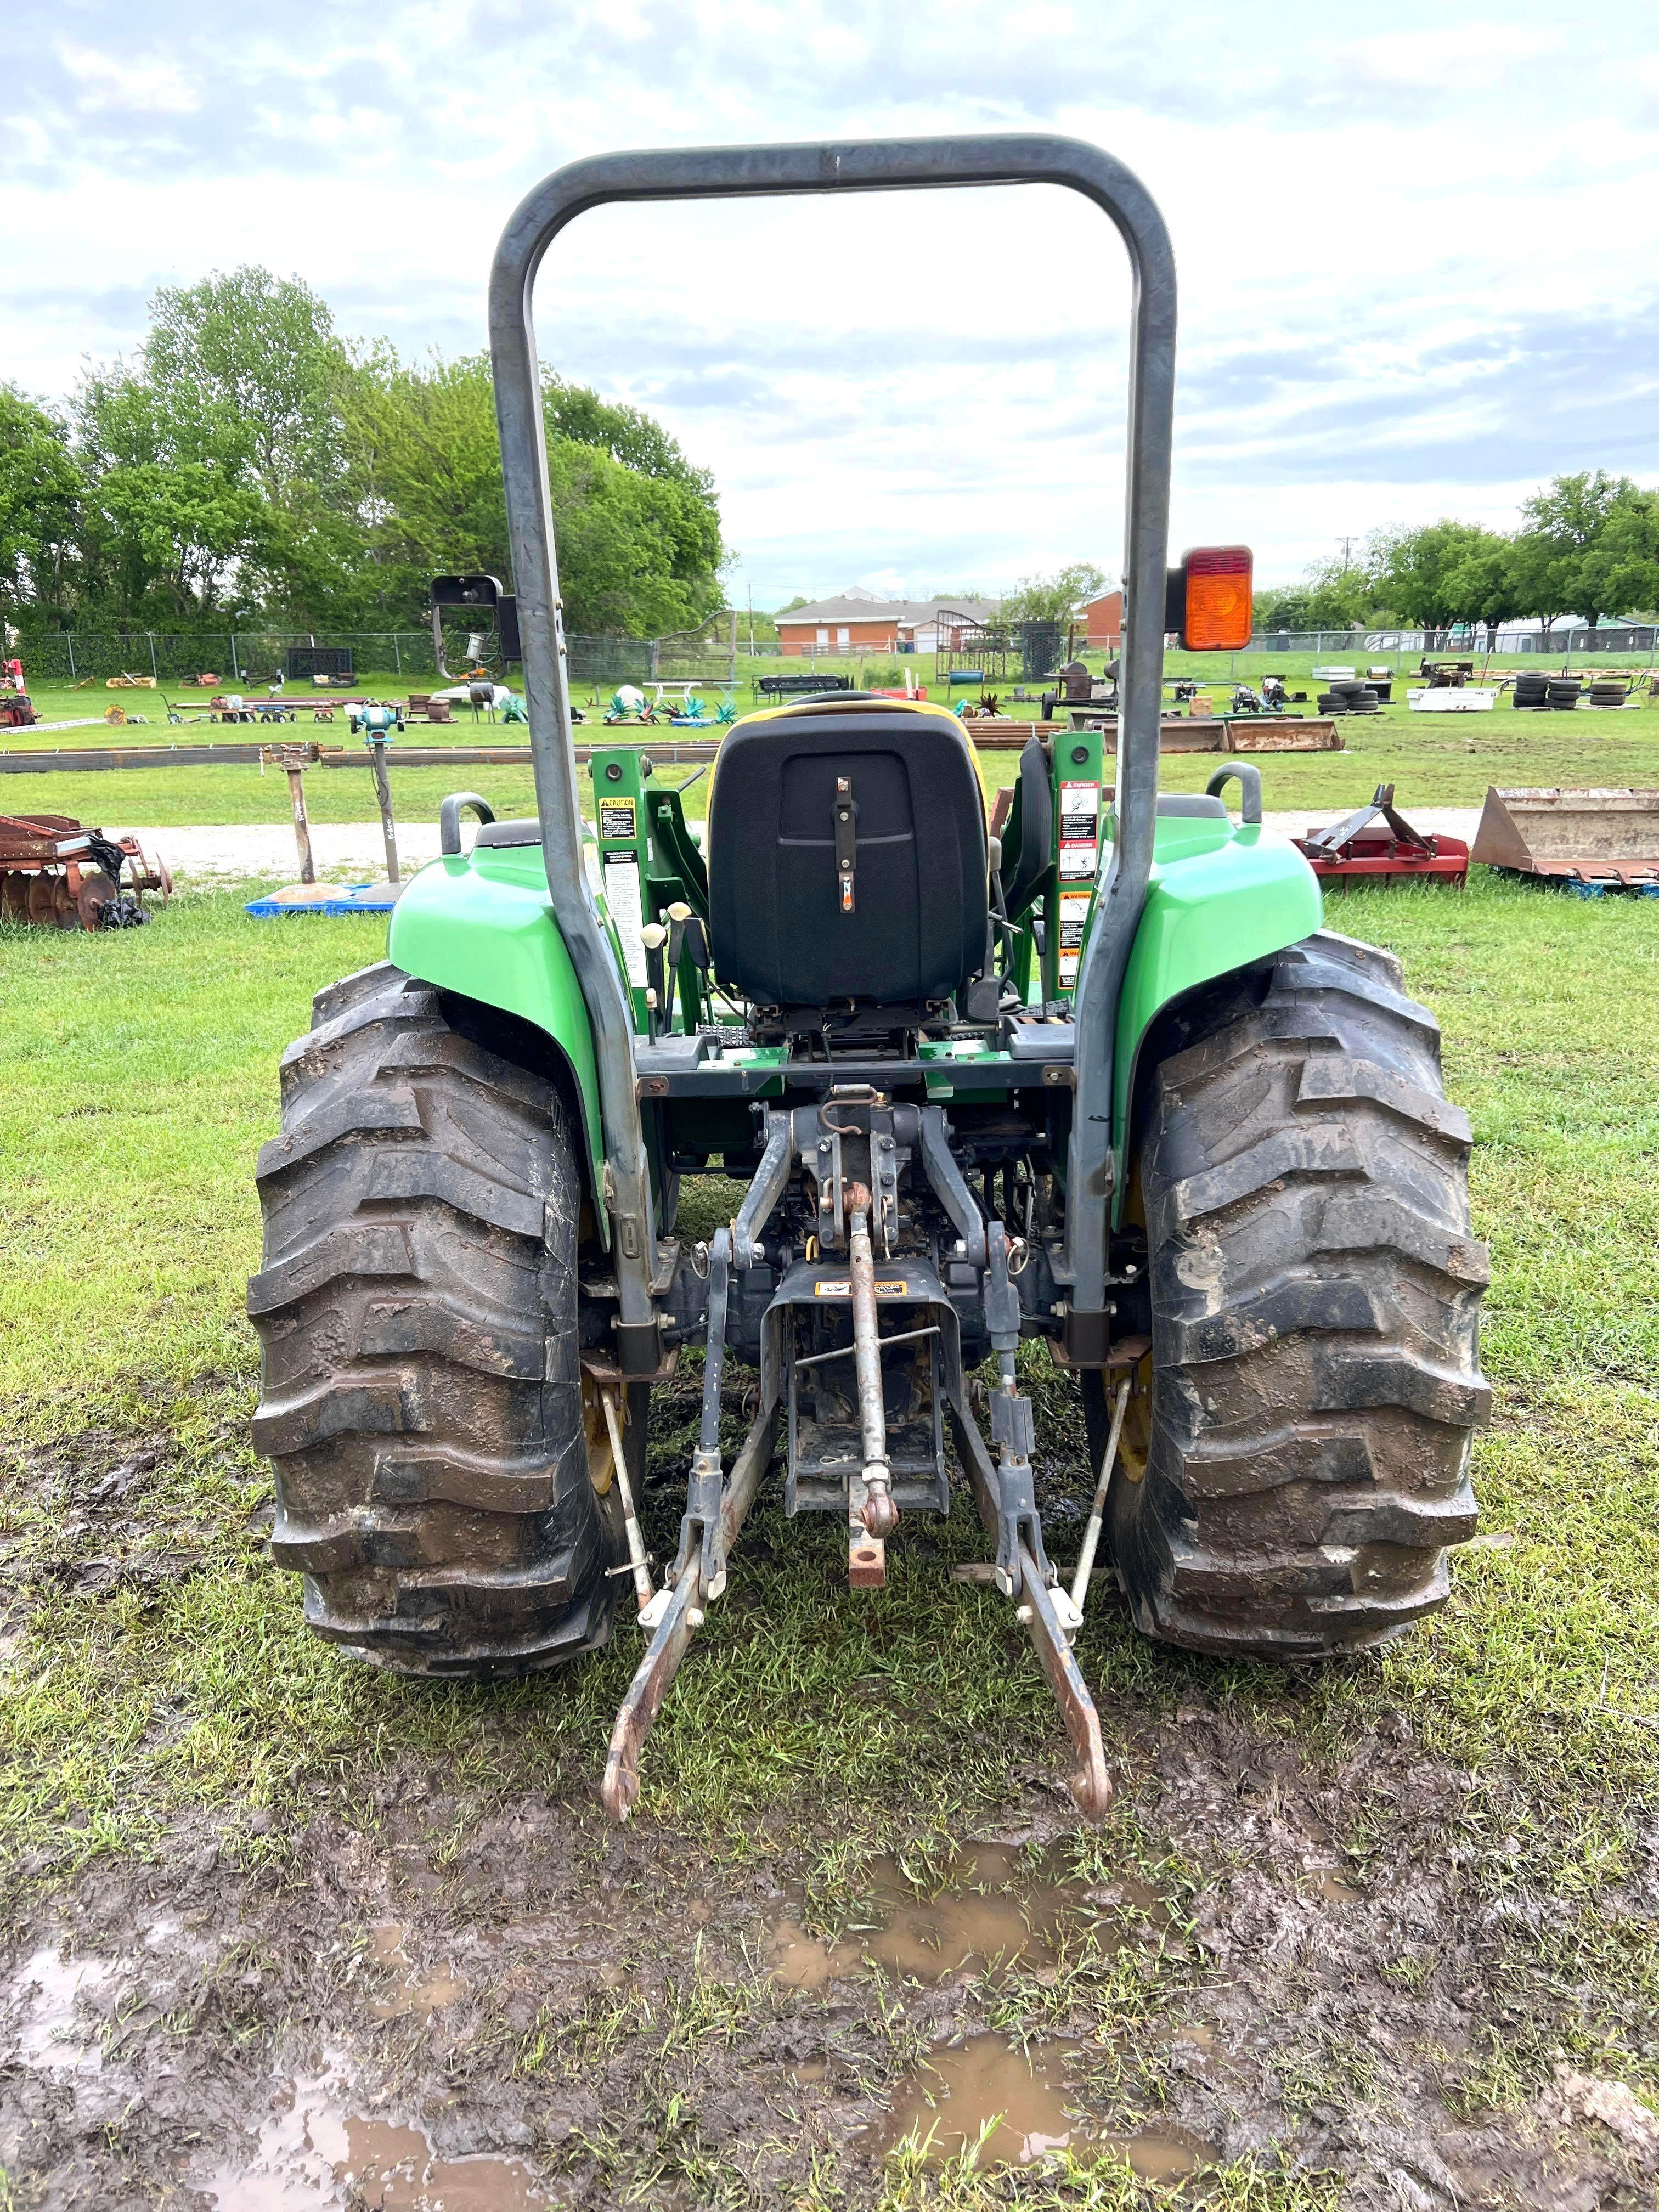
845,1186,897,1538
1070,1376,1130,1614
601,1386,654,1616
794,1323,939,1372
601,1402,777,1820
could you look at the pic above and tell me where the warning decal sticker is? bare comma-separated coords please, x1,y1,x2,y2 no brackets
602,851,647,988
1057,888,1092,990
1059,778,1099,882
1059,781,1099,840
599,799,637,842
812,1280,911,1297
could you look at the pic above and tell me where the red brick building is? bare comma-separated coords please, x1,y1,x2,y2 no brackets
774,591,1001,657
1080,590,1123,648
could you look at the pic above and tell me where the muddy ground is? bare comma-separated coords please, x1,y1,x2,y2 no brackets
4,1371,1658,2211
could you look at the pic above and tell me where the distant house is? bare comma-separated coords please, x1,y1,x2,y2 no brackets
774,589,1002,657
1080,590,1123,648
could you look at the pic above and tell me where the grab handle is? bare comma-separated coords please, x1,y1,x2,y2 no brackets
1205,763,1262,825
439,792,495,855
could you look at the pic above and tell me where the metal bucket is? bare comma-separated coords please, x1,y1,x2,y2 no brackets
1471,787,1659,889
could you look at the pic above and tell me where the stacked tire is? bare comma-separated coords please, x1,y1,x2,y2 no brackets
1547,678,1582,711
1319,681,1379,716
1512,673,1548,710
1588,681,1626,709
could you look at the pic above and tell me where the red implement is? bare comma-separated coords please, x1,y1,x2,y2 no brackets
0,812,172,930
1294,784,1468,887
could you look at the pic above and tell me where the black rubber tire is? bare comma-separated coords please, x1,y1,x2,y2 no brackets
1087,930,1488,1656
249,961,631,1677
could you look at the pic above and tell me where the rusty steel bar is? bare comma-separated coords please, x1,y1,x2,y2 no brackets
368,735,401,883
844,1184,897,1539
282,760,315,883
600,1402,777,1821
947,1393,1113,1821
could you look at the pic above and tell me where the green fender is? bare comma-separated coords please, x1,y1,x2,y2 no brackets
1108,814,1324,1208
387,842,607,1234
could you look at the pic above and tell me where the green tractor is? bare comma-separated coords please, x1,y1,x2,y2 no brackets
249,137,1488,1819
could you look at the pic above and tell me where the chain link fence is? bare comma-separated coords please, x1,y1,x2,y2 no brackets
9,628,783,689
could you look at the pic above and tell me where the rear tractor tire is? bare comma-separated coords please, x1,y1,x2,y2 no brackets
249,962,634,1676
1087,930,1489,1656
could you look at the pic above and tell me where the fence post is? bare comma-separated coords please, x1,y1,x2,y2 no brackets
66,635,76,680
393,634,402,675
146,632,157,680
231,634,241,680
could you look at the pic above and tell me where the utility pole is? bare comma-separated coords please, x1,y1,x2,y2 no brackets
1336,535,1360,572
747,585,754,657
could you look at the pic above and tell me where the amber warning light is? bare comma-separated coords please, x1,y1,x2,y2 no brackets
1164,546,1253,651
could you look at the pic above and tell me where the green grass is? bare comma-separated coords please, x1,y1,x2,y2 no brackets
1,872,1656,1888
7,664,1655,833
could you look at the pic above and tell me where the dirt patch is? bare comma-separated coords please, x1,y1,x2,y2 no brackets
4,1379,1659,2207
2,1706,1656,2209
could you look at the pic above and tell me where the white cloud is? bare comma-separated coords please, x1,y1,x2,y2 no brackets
4,0,1658,597
55,40,201,115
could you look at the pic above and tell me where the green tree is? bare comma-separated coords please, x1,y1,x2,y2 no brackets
1375,520,1503,644
72,365,269,624
544,376,714,498
142,268,346,504
1254,551,1387,636
1000,562,1109,626
0,385,82,624
335,351,724,635
1300,553,1384,630
1577,489,1659,624
31,267,726,637
1252,584,1312,631
1447,532,1525,650
1514,471,1641,641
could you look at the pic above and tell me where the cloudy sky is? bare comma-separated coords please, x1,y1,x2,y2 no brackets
8,0,1659,604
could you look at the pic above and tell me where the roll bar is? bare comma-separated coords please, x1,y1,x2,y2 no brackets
487,136,1177,1362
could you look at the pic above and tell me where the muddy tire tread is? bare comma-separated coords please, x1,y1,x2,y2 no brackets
249,964,623,1678
1099,930,1489,1657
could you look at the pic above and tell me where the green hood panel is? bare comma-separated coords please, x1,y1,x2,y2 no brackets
1113,819,1324,1155
387,849,604,1198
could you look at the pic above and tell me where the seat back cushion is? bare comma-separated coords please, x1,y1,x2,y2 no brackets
706,708,988,1009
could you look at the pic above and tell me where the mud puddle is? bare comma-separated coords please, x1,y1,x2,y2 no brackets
771,1840,1151,1989
202,2064,541,2210
867,2033,1209,2172
11,1946,116,2074
368,1923,467,2021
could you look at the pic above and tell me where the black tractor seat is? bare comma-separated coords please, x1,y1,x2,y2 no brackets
705,702,989,1028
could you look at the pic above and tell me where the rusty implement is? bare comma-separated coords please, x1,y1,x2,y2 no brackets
0,812,172,929
1471,786,1659,894
1294,784,1469,887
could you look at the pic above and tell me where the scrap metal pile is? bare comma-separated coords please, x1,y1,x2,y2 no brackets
0,813,172,929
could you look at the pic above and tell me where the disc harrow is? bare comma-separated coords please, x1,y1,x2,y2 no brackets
0,813,172,930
